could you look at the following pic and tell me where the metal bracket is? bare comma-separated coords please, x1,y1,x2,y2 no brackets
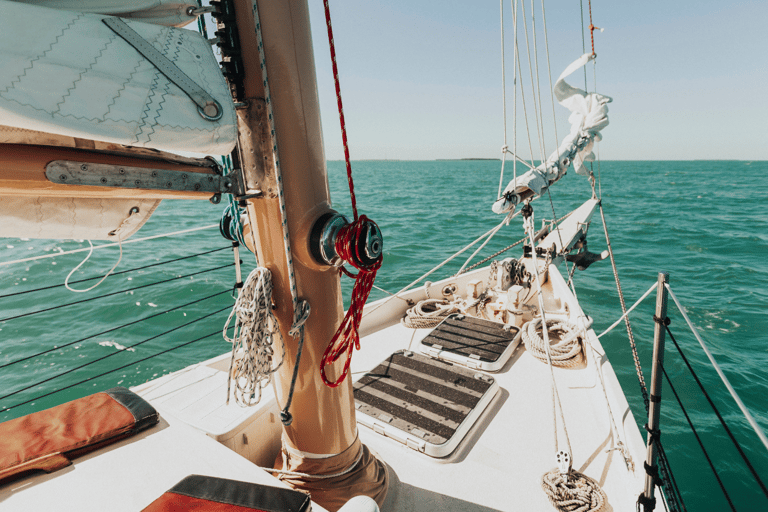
46,161,246,201
102,17,224,121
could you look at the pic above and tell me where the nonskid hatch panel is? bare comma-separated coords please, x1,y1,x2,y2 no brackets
353,350,498,457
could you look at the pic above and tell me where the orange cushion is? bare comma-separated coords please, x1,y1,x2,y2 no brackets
0,387,158,483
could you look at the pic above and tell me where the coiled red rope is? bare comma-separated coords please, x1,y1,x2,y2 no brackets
319,1,382,387
321,216,382,387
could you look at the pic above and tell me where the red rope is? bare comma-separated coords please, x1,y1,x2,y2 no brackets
321,217,382,387
320,1,382,387
323,0,358,221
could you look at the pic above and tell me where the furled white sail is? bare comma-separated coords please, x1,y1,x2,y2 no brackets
0,1,236,156
492,54,611,214
0,197,160,240
7,0,201,27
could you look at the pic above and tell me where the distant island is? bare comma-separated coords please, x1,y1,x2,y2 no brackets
435,158,501,161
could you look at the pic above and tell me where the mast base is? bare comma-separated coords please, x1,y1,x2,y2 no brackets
276,436,388,512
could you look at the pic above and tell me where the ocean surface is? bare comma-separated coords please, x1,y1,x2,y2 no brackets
1,160,766,510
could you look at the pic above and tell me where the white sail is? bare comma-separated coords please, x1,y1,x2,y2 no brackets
6,0,201,27
492,53,611,214
0,1,236,155
0,197,160,240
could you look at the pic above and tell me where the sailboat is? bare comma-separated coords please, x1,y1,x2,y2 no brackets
1,1,766,511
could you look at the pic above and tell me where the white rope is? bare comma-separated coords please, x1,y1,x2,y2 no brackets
401,299,460,329
251,0,309,335
525,211,605,511
0,224,218,267
224,267,285,407
64,239,123,293
595,282,656,339
582,322,634,471
268,441,365,480
522,317,584,368
541,470,606,512
63,209,138,293
665,284,768,454
524,212,571,456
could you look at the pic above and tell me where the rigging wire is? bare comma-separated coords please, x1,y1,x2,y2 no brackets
0,247,230,300
0,327,231,416
362,216,516,319
579,0,588,90
598,203,649,410
498,0,508,197
666,285,768,458
0,263,234,324
457,211,519,274
655,440,687,512
527,0,548,161
512,3,536,170
0,306,232,409
665,325,768,498
456,235,527,275
0,289,231,370
540,0,559,153
661,365,737,511
519,0,546,163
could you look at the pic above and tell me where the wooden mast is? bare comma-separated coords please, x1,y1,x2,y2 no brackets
230,0,387,509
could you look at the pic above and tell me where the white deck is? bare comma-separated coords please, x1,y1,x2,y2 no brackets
348,266,648,511
0,402,326,512
0,264,654,512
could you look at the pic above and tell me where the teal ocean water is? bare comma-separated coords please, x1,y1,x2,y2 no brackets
1,160,766,510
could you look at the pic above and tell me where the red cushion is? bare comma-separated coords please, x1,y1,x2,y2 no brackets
0,387,158,483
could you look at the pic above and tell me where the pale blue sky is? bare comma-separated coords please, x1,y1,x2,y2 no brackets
306,0,768,161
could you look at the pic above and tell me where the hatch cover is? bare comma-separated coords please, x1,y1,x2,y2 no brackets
418,314,520,371
353,350,498,457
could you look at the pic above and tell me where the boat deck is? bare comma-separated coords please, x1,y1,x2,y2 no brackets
352,320,645,511
0,266,653,512
0,399,325,512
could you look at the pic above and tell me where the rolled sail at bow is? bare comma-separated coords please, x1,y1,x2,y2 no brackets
492,53,611,214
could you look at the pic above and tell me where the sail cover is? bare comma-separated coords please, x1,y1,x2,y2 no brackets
0,1,236,156
6,0,202,27
492,54,611,214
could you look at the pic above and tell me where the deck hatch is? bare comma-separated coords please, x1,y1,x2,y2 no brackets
418,314,521,371
354,350,498,457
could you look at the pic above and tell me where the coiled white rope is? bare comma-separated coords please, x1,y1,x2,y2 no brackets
401,299,460,329
541,470,606,512
223,267,285,407
522,317,585,368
